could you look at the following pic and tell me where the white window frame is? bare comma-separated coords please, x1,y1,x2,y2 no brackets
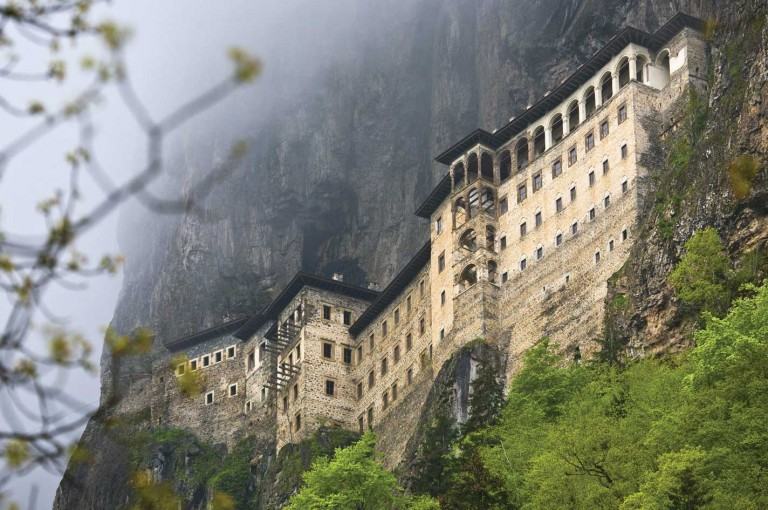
205,391,214,405
228,383,238,397
226,345,237,359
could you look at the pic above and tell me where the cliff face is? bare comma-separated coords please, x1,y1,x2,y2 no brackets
55,0,730,508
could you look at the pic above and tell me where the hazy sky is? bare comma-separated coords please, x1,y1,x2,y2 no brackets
0,1,372,507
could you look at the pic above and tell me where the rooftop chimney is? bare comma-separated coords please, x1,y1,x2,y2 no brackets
332,272,344,282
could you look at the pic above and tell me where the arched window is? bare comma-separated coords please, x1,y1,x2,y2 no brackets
617,58,630,88
487,260,498,284
459,264,477,290
567,100,580,130
657,50,671,86
485,225,496,252
600,72,613,102
454,197,467,228
480,152,494,181
551,114,564,144
459,229,477,251
499,150,511,182
468,188,480,217
452,162,465,189
533,126,546,157
516,138,529,170
480,187,495,214
584,87,596,118
467,153,479,183
636,55,648,82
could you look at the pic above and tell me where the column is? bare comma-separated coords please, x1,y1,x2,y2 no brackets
544,127,552,151
578,101,586,123
595,86,602,107
562,114,570,136
629,56,638,83
612,74,620,95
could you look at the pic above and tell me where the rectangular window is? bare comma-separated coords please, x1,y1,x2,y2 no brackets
394,308,400,325
283,396,288,412
357,382,364,399
555,197,563,213
438,252,445,272
570,186,577,202
621,144,628,159
381,357,388,376
392,382,398,401
190,359,198,371
500,236,507,250
261,388,266,401
500,196,509,214
571,222,579,235
343,347,353,364
382,320,388,337
382,391,389,410
176,363,186,376
420,350,428,368
325,379,335,397
368,370,375,389
406,333,413,351
622,228,629,240
589,171,595,186
517,184,527,203
435,216,443,234
359,415,365,433
206,391,214,405
535,211,542,228
603,159,610,175
369,333,375,352
622,180,628,193
357,345,363,363
440,290,446,305
227,346,236,358
202,355,210,367
595,251,601,264
520,258,527,271
502,271,508,283
322,342,333,360
322,305,331,320
604,195,611,208
296,344,301,360
618,104,627,123
589,207,596,220
419,280,425,297
556,233,563,246
406,295,412,313
343,310,352,325
440,328,445,341
419,317,426,335
600,120,609,139
585,132,595,151
532,172,543,192
407,367,414,385
214,351,223,363
367,407,374,430
295,413,301,431
551,159,562,178
229,383,237,397
536,246,543,260
568,146,577,165
520,222,527,237
293,384,299,401
609,239,615,251
394,345,401,363
247,351,254,371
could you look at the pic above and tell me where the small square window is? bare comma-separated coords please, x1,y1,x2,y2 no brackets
343,310,352,325
568,146,578,165
600,120,609,139
229,384,237,397
570,186,577,202
622,180,628,193
603,159,610,175
322,342,333,360
502,271,508,283
552,159,562,178
555,197,563,213
585,132,595,151
500,197,509,214
535,211,542,228
589,171,596,186
227,346,236,358
520,258,527,271
325,379,335,396
520,222,527,237
500,236,507,250
322,305,331,320
517,184,528,203
190,359,198,371
589,208,596,220
621,144,628,159
440,290,446,305
556,233,563,246
202,355,210,367
438,252,446,272
206,391,214,405
343,347,353,364
532,172,543,192
214,351,223,364
536,247,543,260
571,222,579,235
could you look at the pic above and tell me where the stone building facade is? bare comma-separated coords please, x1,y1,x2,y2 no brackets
149,14,707,458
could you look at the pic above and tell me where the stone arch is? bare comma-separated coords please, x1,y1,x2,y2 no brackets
584,86,596,118
600,71,613,102
533,126,546,157
458,264,478,290
459,228,478,251
550,113,564,144
567,99,580,130
516,137,529,170
657,49,671,86
452,162,465,189
454,197,467,228
617,57,630,88
499,150,512,182
636,54,648,82
480,152,494,181
467,153,479,183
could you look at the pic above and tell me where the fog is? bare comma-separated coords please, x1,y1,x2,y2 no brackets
0,1,412,507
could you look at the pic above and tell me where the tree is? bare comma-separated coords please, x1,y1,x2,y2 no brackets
668,227,731,316
462,348,504,435
286,433,439,510
0,2,260,504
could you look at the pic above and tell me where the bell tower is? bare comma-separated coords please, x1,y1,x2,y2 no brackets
449,148,501,346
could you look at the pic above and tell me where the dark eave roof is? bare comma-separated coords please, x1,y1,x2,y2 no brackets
233,272,381,340
166,318,248,353
416,12,705,219
349,241,431,336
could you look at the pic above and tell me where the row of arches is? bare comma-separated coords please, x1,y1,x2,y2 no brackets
459,225,496,253
457,260,498,291
454,186,496,228
450,51,671,185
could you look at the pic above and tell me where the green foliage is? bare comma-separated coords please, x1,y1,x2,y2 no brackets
727,155,761,199
669,228,731,316
210,440,254,508
462,349,504,435
286,433,438,510
410,403,458,497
